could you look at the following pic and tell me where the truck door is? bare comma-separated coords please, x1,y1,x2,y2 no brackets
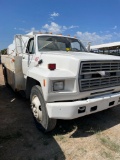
22,38,35,75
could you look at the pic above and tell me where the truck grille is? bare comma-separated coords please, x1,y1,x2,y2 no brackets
79,61,120,91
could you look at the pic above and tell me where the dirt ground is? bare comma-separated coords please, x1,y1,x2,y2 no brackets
0,64,120,160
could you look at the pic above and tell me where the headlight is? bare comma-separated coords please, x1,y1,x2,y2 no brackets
53,81,64,91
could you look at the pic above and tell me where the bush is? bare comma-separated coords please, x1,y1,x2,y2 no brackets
0,49,7,55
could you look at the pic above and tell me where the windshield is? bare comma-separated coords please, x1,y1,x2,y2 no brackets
37,36,87,52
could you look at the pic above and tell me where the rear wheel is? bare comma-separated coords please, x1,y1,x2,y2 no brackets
30,85,57,132
2,65,8,86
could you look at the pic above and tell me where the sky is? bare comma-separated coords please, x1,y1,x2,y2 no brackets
0,0,120,50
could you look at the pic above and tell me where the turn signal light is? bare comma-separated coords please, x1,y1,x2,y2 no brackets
48,64,56,70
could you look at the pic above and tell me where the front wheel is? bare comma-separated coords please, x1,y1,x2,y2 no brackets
30,85,57,132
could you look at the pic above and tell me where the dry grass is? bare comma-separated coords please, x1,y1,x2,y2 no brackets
99,136,120,153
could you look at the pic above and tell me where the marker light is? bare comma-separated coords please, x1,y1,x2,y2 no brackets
48,64,56,70
11,58,15,62
43,79,46,86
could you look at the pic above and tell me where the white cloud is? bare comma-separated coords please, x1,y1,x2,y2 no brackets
62,25,79,30
50,12,59,17
63,26,67,30
42,22,62,34
14,27,26,31
19,28,26,31
25,27,39,33
42,22,79,34
50,12,59,19
69,25,79,29
112,32,120,40
112,25,117,29
76,31,112,45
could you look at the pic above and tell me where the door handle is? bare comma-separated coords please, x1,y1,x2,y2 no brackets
22,57,25,59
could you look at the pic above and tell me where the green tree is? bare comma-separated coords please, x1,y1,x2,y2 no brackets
0,48,7,55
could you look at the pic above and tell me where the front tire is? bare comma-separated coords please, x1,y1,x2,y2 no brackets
30,85,57,132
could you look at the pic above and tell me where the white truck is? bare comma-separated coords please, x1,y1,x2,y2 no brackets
1,32,120,132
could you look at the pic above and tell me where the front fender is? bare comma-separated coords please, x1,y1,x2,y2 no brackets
26,67,77,101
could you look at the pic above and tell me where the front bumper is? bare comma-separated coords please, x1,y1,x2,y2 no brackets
46,92,120,119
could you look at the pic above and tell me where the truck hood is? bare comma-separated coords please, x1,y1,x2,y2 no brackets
39,51,120,76
41,51,120,61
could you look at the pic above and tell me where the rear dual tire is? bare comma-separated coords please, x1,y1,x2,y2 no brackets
2,64,8,86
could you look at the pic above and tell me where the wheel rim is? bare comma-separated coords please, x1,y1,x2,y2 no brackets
31,95,42,121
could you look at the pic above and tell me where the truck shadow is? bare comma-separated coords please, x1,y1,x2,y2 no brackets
0,85,65,160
